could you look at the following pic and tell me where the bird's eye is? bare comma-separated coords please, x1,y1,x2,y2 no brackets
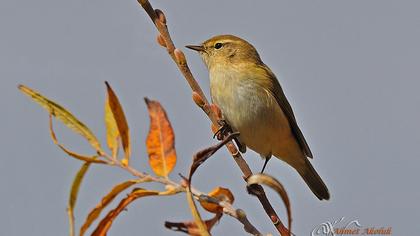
214,43,223,49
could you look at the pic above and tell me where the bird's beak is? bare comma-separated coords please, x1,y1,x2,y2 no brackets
185,45,205,52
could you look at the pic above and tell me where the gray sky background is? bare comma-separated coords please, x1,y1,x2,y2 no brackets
1,0,419,235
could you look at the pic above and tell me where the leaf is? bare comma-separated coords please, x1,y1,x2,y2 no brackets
180,134,238,236
199,187,235,214
18,84,102,152
80,179,151,235
56,145,106,164
189,132,238,181
49,115,107,164
105,82,130,163
246,174,292,234
68,162,91,236
91,188,175,236
144,98,176,178
183,178,210,236
104,97,120,158
165,213,222,236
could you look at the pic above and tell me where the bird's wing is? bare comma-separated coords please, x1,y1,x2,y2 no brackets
259,64,313,158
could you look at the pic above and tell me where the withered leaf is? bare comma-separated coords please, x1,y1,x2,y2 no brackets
91,188,176,236
189,132,238,180
183,178,210,236
79,179,149,235
49,115,106,164
247,173,292,234
68,162,91,236
19,84,102,152
165,213,222,236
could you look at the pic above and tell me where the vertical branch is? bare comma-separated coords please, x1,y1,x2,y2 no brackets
136,1,290,235
137,0,211,112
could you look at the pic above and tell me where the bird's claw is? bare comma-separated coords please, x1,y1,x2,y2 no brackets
213,119,231,140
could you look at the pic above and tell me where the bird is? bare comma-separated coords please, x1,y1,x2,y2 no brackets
186,35,330,200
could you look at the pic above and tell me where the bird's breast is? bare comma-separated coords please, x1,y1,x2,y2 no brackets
209,65,292,157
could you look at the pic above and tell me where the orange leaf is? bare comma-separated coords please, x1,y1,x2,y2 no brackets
199,187,235,214
144,98,176,178
91,188,175,236
79,179,149,235
105,82,130,163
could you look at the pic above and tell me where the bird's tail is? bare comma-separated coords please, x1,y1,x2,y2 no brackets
296,158,330,200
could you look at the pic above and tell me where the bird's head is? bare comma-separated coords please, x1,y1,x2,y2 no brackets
186,35,262,69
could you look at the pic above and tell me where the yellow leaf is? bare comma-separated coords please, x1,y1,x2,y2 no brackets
144,98,176,178
104,97,120,158
185,181,210,236
57,144,106,164
18,84,102,152
247,174,292,234
80,179,150,235
199,187,235,214
68,162,91,236
105,82,131,163
49,115,107,164
91,188,175,236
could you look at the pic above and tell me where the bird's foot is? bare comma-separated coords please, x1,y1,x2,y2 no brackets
260,155,272,174
213,119,231,140
212,119,246,153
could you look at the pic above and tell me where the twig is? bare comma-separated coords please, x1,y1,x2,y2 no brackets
99,149,262,235
136,0,289,235
220,203,262,236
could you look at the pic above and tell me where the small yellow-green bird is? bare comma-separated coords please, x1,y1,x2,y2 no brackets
186,35,330,200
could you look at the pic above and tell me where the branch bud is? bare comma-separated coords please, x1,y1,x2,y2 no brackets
174,49,187,65
192,92,205,108
236,209,247,219
121,158,129,167
154,9,166,24
156,34,166,48
180,178,188,188
210,104,223,120
271,215,280,225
